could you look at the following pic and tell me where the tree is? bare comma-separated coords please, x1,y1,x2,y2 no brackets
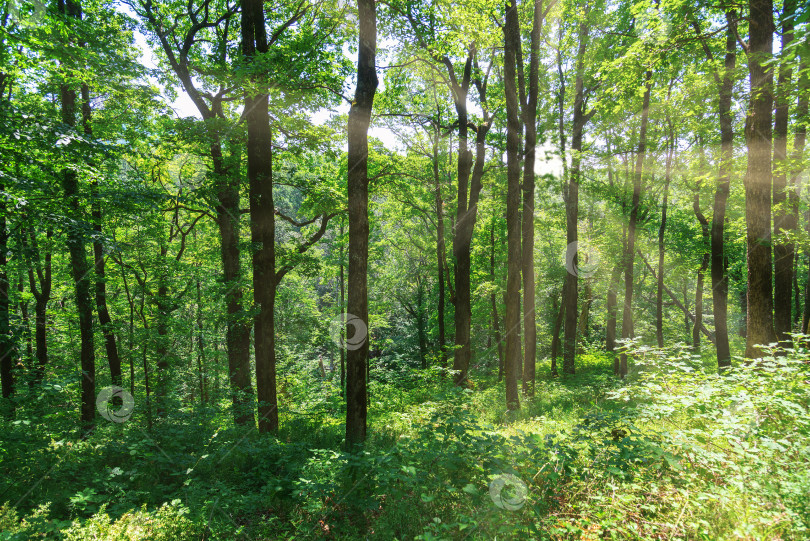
503,0,521,410
345,0,378,446
59,0,96,429
743,0,777,358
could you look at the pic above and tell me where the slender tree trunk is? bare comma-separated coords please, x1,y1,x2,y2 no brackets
17,277,32,370
550,285,564,376
577,282,592,350
710,17,736,368
656,126,673,348
772,0,796,345
242,0,277,432
744,0,777,357
490,219,504,380
25,229,51,385
694,190,711,352
0,181,12,416
563,19,590,376
59,0,94,429
345,0,377,446
620,72,652,378
794,49,808,333
606,263,621,352
339,218,346,395
433,133,447,366
82,84,122,387
521,0,543,396
504,0,521,410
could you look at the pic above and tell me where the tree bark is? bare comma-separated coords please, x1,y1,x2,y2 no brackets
490,218,504,380
693,186,711,352
710,16,736,367
345,0,377,446
550,284,564,376
504,0,521,410
0,181,11,416
563,19,590,376
744,0,777,357
606,263,621,352
242,0,277,432
772,0,796,345
521,0,543,396
82,84,122,387
620,72,652,378
656,125,673,348
433,130,447,367
59,0,95,429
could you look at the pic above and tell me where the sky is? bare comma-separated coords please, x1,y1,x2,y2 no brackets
127,8,563,178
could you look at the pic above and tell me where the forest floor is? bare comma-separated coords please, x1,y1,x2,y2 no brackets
1,345,809,540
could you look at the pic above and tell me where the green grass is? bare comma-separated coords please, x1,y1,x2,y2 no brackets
2,346,808,539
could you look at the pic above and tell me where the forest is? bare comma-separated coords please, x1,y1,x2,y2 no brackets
0,0,809,537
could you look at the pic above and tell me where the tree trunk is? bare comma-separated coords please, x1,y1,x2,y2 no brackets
693,190,711,352
81,84,122,388
339,218,346,395
242,0,277,432
795,48,808,333
0,181,12,416
772,0,796,345
744,0,777,357
25,228,52,385
620,72,652,378
490,219,504,380
521,0,543,396
434,132,447,367
563,19,590,376
504,0,521,410
345,0,377,446
710,16,736,368
656,126,673,348
550,285,564,376
59,0,95,429
606,263,621,352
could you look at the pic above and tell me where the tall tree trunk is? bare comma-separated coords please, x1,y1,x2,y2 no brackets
521,0,543,396
550,284,564,376
339,218,346,395
241,0,277,432
433,131,447,366
504,0,521,410
794,49,808,333
450,51,490,385
744,0,777,357
577,282,592,350
490,218,504,380
0,181,11,416
82,84,122,387
59,0,94,429
772,0,796,345
25,228,52,386
606,263,621,352
710,16,736,367
656,125,673,348
693,188,711,352
563,19,590,376
345,0,377,446
620,72,652,378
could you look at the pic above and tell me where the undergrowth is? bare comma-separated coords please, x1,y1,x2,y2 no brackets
1,343,808,539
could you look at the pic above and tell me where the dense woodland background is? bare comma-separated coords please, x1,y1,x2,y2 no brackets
0,0,809,538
